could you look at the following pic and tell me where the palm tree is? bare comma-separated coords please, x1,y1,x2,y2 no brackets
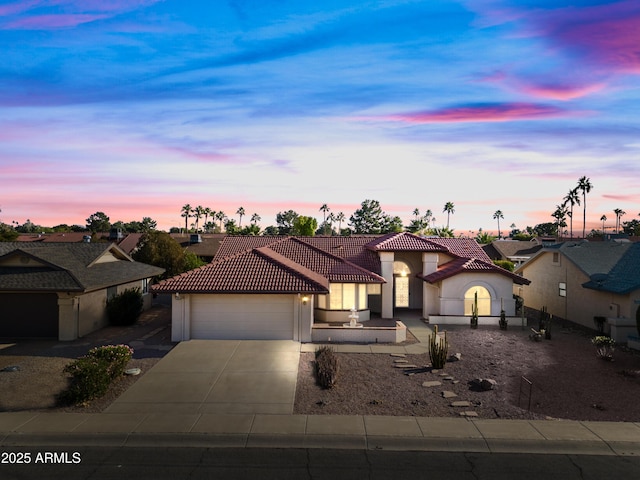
319,204,330,235
250,213,261,225
577,176,593,238
493,210,504,239
552,204,568,239
614,208,626,232
443,202,455,229
203,207,212,232
180,204,192,233
236,207,245,227
600,214,607,233
328,212,335,235
412,208,420,219
215,211,226,231
193,205,204,233
335,212,345,234
563,188,580,238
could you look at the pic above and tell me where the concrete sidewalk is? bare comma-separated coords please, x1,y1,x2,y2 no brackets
2,312,640,455
1,412,640,455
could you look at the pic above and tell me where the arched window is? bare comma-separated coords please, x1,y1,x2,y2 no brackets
393,261,411,276
464,286,491,316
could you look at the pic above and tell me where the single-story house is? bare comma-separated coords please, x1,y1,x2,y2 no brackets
516,239,640,340
482,239,545,267
0,242,164,340
153,232,529,342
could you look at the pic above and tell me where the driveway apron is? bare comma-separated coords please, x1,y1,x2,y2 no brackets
104,340,301,415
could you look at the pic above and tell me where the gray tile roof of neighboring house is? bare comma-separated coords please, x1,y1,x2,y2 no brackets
581,242,640,294
483,240,543,261
0,243,164,292
559,240,632,277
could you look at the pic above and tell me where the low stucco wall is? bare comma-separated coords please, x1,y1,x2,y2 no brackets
311,321,406,343
607,317,638,343
428,315,528,327
314,308,371,323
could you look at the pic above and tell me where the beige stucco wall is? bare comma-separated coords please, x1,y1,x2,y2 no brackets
519,251,638,330
439,273,516,316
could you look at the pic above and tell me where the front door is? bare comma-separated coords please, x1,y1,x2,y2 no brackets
395,276,409,308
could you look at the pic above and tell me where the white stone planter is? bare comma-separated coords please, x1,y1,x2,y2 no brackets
627,335,640,351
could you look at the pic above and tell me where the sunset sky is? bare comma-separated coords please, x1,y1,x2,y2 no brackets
1,0,639,234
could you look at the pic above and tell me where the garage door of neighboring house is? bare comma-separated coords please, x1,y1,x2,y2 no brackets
190,294,295,340
0,293,59,338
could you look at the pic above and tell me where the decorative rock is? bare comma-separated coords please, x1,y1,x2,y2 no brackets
480,379,498,391
394,364,418,368
431,369,440,373
441,391,458,399
390,353,407,358
394,359,409,363
443,376,454,381
1,365,20,372
471,378,498,391
451,401,471,407
439,373,449,377
422,381,442,387
452,380,460,384
449,353,462,362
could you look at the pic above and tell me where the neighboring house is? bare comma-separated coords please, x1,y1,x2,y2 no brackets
482,239,545,267
15,231,144,255
0,242,164,340
516,239,640,338
153,232,529,342
170,233,226,262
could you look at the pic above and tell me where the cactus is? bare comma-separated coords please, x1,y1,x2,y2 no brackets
470,291,479,329
499,309,508,330
428,325,448,369
539,306,548,331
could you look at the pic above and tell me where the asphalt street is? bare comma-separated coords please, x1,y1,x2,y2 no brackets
2,447,640,480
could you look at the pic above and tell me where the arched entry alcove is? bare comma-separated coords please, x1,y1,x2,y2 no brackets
464,286,491,316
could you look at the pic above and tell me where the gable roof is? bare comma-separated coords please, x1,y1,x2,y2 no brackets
579,242,640,294
155,233,528,294
483,240,543,261
154,236,385,294
418,257,530,285
0,243,164,293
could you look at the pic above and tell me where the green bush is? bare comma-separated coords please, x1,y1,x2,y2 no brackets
58,345,134,405
315,346,339,389
493,260,515,272
106,288,143,326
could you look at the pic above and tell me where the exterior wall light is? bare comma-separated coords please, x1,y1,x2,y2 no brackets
302,296,309,305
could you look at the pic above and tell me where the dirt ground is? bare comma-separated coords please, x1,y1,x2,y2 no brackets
2,308,640,421
294,321,640,421
0,303,175,413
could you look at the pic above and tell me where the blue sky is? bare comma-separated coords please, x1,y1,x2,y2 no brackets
1,0,639,234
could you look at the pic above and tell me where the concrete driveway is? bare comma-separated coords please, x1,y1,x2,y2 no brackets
105,340,300,415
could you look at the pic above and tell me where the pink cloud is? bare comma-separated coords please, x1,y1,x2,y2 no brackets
514,82,607,101
6,14,109,29
498,1,640,75
374,103,571,124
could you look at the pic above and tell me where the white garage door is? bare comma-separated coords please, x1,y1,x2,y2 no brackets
190,294,296,340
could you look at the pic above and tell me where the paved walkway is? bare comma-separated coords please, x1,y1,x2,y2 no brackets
1,312,640,455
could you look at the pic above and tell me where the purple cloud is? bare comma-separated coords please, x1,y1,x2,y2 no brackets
5,14,108,29
371,102,573,124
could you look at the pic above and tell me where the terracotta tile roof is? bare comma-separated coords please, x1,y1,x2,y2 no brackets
153,248,330,294
297,236,381,273
419,257,530,285
425,237,491,261
365,232,449,252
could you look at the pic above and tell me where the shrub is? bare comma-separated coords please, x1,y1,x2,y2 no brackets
315,346,339,389
106,288,143,326
493,260,515,272
58,344,133,405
